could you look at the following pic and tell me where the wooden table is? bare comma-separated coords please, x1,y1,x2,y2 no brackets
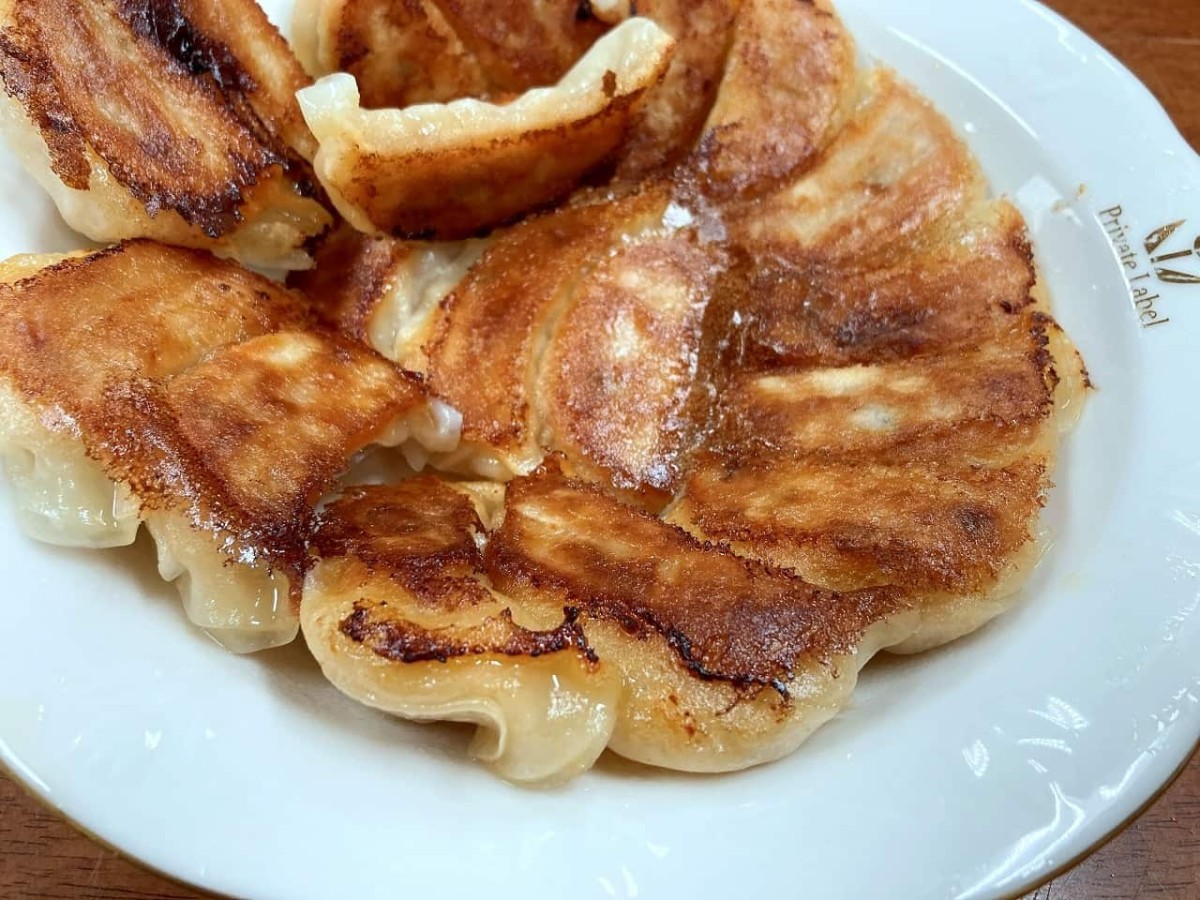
2,0,1198,897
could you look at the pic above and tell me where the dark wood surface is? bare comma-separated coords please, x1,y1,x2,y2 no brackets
2,0,1198,897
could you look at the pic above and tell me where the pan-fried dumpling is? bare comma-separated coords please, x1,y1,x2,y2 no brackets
289,223,490,375
303,475,623,783
0,242,460,652
394,192,662,479
292,0,615,110
303,467,911,781
297,17,674,239
692,0,857,196
0,0,332,269
290,0,765,184
609,0,738,179
667,312,1086,653
0,242,302,549
296,184,726,500
664,72,1089,653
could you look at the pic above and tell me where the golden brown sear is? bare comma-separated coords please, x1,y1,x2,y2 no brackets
304,466,911,778
707,315,1061,468
613,0,740,179
723,202,1036,370
660,72,1089,652
0,241,307,402
298,18,675,240
487,465,909,695
692,0,857,196
538,206,729,501
294,0,614,110
151,330,428,570
0,242,306,560
730,70,985,271
413,0,612,96
0,240,431,580
0,0,331,268
289,223,417,343
312,476,487,586
293,0,491,108
163,0,320,160
419,189,666,477
668,311,1087,608
294,0,746,180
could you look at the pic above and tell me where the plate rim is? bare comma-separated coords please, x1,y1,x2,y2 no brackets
1,0,1198,897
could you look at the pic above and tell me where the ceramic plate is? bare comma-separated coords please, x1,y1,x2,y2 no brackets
1,1,1197,897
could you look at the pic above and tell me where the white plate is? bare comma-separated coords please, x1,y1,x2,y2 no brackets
1,1,1198,897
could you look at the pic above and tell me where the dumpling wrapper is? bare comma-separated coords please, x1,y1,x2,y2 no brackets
0,0,332,269
292,0,614,109
303,476,622,784
302,468,913,782
289,223,491,376
297,17,675,240
0,243,460,652
693,0,857,196
665,71,1090,653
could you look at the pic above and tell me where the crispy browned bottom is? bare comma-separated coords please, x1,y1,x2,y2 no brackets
303,468,913,780
0,0,331,266
0,241,430,585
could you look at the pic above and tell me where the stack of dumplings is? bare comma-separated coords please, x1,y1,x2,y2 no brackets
0,0,1086,782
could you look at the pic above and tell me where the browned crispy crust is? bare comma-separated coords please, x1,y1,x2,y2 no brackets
0,0,320,236
314,41,672,241
711,313,1059,467
303,0,612,111
316,0,490,108
340,601,595,664
0,242,427,582
693,0,857,197
652,72,1075,603
674,455,1048,594
151,331,426,568
309,0,738,180
614,0,739,179
424,189,662,462
289,223,415,341
729,70,985,272
161,0,319,160
301,59,1074,617
540,219,729,499
721,205,1036,370
314,476,598,664
0,241,308,393
313,469,907,697
425,0,611,96
670,244,1064,602
485,465,908,696
314,478,488,599
297,189,731,499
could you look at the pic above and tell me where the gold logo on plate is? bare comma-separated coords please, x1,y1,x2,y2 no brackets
1143,220,1200,285
1098,205,1198,329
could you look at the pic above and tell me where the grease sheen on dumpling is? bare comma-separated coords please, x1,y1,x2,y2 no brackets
0,243,461,652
